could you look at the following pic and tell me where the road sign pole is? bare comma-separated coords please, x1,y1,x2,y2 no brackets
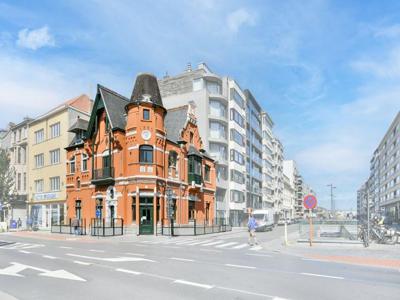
309,208,313,247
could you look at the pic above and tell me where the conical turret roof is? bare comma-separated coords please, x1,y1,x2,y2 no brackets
130,73,164,108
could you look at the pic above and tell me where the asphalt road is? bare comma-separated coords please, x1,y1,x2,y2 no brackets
0,225,399,300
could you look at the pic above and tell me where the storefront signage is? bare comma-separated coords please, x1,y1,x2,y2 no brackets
33,193,58,201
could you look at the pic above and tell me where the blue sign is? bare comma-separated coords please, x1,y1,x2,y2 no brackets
96,209,101,218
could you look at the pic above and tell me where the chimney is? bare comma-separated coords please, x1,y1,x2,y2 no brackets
186,62,192,72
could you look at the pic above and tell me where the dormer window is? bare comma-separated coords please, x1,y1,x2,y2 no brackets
143,109,150,121
190,132,194,144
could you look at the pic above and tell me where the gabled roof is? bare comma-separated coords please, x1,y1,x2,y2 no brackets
99,85,130,130
87,85,129,136
164,105,188,143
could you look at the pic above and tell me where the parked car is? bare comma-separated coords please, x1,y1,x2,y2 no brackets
277,218,286,226
253,209,274,232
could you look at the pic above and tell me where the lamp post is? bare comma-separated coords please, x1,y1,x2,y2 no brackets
327,184,336,217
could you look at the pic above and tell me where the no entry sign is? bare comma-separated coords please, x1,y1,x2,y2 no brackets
303,194,317,209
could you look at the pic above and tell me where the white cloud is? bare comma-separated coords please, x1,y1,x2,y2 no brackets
16,26,55,50
226,8,256,33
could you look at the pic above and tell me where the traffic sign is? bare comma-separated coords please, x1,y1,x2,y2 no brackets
303,194,317,209
96,209,101,218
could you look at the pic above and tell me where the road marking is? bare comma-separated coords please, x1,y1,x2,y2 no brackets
66,253,156,263
245,253,272,257
184,239,214,246
174,279,213,289
175,239,197,245
199,249,221,253
232,243,249,249
0,262,86,281
225,264,256,269
21,244,44,249
201,241,224,246
249,245,263,251
60,246,73,249
162,246,182,249
169,257,195,262
42,255,57,260
216,286,277,299
301,272,344,280
116,268,141,275
301,258,328,263
141,241,159,244
73,261,92,266
89,249,105,253
216,242,238,248
18,250,31,254
125,252,146,256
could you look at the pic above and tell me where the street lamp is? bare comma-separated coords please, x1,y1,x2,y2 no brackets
327,184,336,217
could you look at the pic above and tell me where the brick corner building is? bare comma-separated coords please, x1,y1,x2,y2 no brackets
65,73,216,234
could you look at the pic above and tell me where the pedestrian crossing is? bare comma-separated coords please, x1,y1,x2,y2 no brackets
139,238,262,251
0,241,44,250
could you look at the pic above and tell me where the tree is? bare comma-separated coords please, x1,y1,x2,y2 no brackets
0,149,15,207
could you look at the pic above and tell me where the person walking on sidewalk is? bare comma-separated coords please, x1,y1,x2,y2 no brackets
248,214,259,246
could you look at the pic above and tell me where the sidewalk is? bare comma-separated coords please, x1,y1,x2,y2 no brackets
260,231,400,270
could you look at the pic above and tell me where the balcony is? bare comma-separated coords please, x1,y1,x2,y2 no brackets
92,167,115,185
188,173,202,185
252,155,262,167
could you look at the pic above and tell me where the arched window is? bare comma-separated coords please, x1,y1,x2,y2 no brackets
168,151,178,176
81,153,88,172
139,145,153,163
69,156,76,174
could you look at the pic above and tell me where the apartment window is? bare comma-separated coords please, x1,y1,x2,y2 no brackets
17,173,21,191
209,121,226,139
231,190,245,203
206,81,221,94
230,129,245,146
35,153,44,168
231,89,245,109
139,145,153,163
230,149,245,165
35,129,44,144
50,176,60,191
231,169,245,184
69,156,76,173
209,100,226,118
216,165,228,181
50,122,60,138
230,108,244,127
204,165,211,182
35,179,44,193
209,143,227,161
50,149,60,165
17,147,21,164
192,78,203,91
143,109,150,120
82,153,88,171
18,129,21,141
23,173,26,191
168,151,178,176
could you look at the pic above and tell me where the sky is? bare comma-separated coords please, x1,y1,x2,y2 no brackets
1,0,400,210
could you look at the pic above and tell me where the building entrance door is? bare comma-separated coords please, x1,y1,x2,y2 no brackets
139,206,153,235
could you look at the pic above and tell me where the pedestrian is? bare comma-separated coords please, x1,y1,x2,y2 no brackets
72,218,79,235
247,213,259,246
17,218,22,230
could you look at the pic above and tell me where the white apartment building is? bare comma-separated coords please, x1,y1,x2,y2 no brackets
271,137,284,220
261,112,275,208
159,63,274,226
0,118,32,225
283,160,298,220
364,111,400,223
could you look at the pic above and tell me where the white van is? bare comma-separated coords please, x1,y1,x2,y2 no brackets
252,209,274,232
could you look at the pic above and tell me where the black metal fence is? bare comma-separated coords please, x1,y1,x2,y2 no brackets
51,219,87,235
157,218,232,236
90,218,124,236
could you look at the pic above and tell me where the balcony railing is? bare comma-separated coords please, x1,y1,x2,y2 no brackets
92,167,115,185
